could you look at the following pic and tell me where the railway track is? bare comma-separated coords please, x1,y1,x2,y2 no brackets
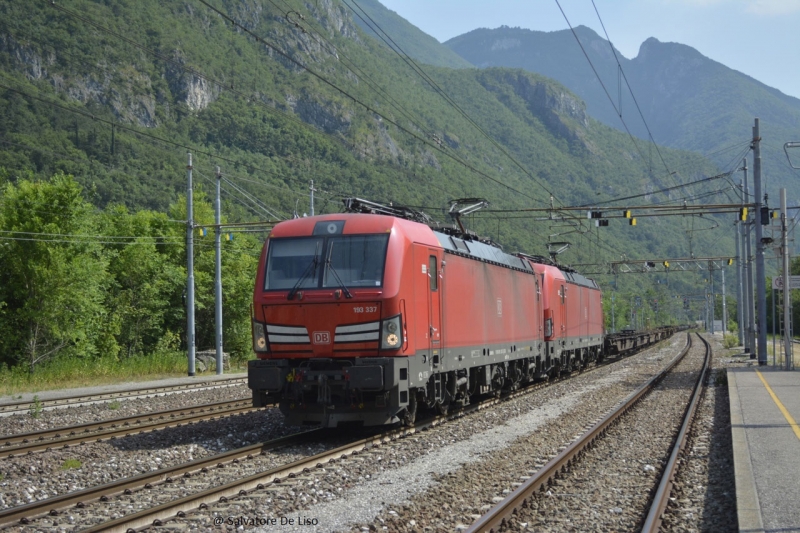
466,332,710,532
0,398,254,458
0,343,647,531
0,377,247,417
0,336,682,531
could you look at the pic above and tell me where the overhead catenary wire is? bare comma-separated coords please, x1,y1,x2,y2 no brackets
4,2,731,270
553,0,680,191
341,0,564,207
15,6,372,202
38,1,477,210
589,0,674,181
193,0,541,204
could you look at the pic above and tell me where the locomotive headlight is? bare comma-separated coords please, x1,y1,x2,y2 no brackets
252,321,269,353
381,314,403,350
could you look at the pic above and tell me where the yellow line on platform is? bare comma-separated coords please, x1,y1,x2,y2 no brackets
756,369,800,441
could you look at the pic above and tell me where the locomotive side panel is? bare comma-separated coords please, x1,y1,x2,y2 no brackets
439,252,542,368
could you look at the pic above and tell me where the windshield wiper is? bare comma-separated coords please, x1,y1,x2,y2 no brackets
325,243,353,299
287,242,320,300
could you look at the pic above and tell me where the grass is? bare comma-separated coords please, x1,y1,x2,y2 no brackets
61,459,82,470
29,395,42,419
0,352,248,397
108,400,121,410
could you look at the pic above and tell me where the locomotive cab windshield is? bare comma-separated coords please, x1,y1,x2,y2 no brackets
265,234,389,291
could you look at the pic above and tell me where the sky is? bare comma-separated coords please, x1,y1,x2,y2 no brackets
379,0,800,99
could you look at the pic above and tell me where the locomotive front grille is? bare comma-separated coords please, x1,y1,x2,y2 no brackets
266,324,310,344
334,321,380,343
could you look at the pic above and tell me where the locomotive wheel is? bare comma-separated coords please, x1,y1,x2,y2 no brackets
401,393,417,426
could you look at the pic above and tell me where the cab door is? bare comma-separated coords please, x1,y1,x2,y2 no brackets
559,283,567,338
413,246,443,367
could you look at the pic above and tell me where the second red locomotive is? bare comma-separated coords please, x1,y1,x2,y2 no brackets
248,199,605,427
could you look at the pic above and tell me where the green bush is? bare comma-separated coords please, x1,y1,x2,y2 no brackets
723,333,739,349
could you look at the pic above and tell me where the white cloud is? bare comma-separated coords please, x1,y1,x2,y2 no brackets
745,0,800,15
660,0,800,15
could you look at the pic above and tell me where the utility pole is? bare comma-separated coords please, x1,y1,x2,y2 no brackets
735,218,744,345
754,119,768,365
743,163,756,357
710,268,715,334
310,180,316,216
722,268,727,335
215,166,224,375
611,293,616,333
186,153,196,377
781,188,793,370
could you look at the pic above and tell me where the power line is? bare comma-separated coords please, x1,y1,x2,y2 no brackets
553,0,680,191
342,0,560,206
589,0,673,180
194,0,540,203
28,3,468,209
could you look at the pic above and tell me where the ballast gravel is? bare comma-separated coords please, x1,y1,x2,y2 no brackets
0,383,250,437
0,383,306,513
145,335,688,531
0,333,743,532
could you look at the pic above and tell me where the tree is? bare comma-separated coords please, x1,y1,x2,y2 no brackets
0,173,112,370
102,206,185,358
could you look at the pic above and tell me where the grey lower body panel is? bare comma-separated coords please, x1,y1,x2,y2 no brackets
247,336,601,427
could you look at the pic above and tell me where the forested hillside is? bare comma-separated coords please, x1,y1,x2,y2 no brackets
445,25,800,205
0,0,733,371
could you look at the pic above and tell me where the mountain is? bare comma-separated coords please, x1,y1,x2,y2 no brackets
445,26,800,203
0,0,726,272
347,0,472,69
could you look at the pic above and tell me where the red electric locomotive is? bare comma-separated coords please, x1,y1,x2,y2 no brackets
533,262,604,371
248,199,604,427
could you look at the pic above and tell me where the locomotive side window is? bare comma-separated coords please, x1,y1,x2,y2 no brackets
429,256,438,291
560,284,566,304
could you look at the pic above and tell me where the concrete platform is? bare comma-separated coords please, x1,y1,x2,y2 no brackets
729,365,800,533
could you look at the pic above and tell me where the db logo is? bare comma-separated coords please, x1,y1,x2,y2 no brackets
313,331,331,345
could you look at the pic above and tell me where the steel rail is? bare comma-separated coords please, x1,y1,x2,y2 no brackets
1,334,681,531
466,332,693,533
78,335,681,532
0,377,247,416
76,399,513,532
0,370,560,529
79,426,425,533
641,333,711,532
0,399,254,458
0,429,323,527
